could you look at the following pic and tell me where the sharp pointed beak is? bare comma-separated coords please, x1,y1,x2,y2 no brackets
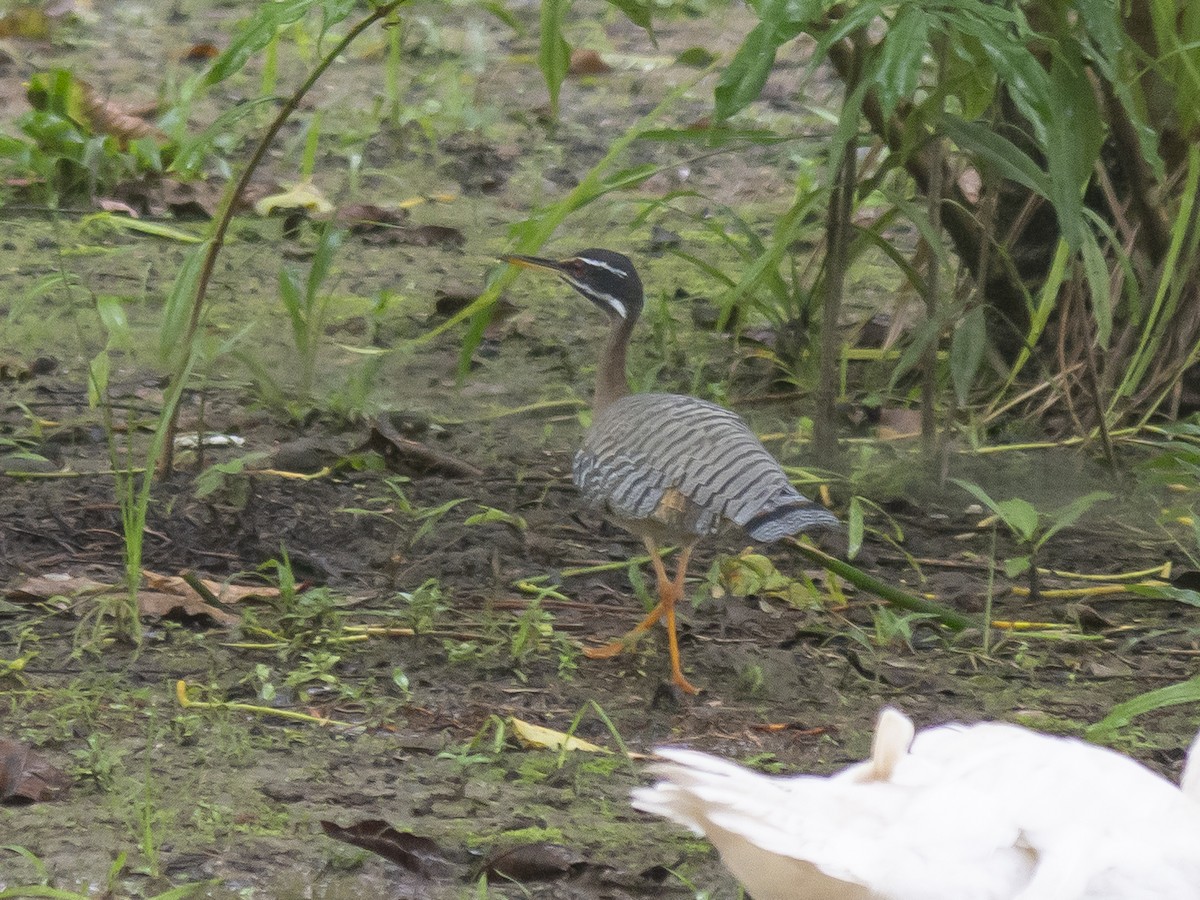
501,254,567,274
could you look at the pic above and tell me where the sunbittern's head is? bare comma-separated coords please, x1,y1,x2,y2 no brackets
502,249,644,323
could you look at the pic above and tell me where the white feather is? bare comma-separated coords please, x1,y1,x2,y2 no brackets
632,707,1200,900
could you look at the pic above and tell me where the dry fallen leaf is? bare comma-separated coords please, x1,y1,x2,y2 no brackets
877,406,922,441
79,85,160,147
320,820,455,878
0,737,70,804
483,842,585,881
335,203,407,231
569,49,612,76
360,223,466,249
5,571,256,626
254,179,334,217
509,717,610,754
8,573,111,603
26,71,163,149
183,42,220,61
141,572,278,605
97,197,140,217
136,590,239,626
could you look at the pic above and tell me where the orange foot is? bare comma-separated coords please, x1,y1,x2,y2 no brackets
582,639,634,660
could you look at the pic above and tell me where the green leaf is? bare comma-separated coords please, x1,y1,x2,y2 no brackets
995,498,1039,542
676,47,716,68
1036,490,1112,548
278,267,308,351
847,496,864,559
539,0,572,118
714,0,823,120
950,303,986,405
1042,44,1102,249
1079,229,1112,347
1002,555,1031,579
306,225,345,301
942,33,996,119
159,241,208,367
1086,675,1200,739
204,0,321,86
81,213,203,244
1125,583,1200,609
465,506,528,531
872,6,928,119
87,352,110,407
951,478,1003,518
951,479,1038,541
602,0,653,37
939,116,1049,197
95,295,129,344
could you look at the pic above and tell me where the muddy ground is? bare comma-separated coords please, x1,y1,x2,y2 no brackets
2,2,1200,898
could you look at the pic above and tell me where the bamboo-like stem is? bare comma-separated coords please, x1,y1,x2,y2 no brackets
786,539,979,631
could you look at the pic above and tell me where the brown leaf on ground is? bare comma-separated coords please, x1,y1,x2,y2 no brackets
141,572,278,605
569,49,612,76
8,574,111,603
335,203,408,232
320,820,455,878
483,842,585,881
97,197,140,217
0,737,70,804
366,417,484,479
136,590,239,626
362,224,465,249
6,571,252,626
76,81,163,148
161,178,226,219
182,42,220,61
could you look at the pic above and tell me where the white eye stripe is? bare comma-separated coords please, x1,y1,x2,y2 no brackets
575,257,629,278
563,276,627,319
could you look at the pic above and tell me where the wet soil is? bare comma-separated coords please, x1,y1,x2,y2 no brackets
2,2,1200,898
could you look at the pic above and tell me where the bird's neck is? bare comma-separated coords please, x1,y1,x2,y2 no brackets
594,316,635,415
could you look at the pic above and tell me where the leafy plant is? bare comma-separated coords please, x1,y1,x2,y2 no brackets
278,224,346,399
509,596,554,668
952,480,1112,601
341,477,466,550
707,0,1200,435
67,0,409,643
399,578,447,633
1087,675,1200,741
0,69,167,204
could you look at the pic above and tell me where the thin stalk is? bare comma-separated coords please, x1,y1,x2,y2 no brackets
814,134,855,461
983,525,996,654
922,42,946,459
162,1,407,472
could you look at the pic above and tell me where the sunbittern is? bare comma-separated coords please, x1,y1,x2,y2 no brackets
633,708,1200,899
503,249,838,693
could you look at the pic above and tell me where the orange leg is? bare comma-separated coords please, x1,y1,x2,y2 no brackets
584,540,698,694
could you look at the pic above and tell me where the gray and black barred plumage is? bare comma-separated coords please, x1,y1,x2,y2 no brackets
575,392,838,545
502,248,837,693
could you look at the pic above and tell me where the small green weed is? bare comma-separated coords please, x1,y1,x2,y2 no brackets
70,733,124,792
953,480,1111,602
0,69,168,204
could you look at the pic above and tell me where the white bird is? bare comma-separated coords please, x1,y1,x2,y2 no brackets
632,708,1200,900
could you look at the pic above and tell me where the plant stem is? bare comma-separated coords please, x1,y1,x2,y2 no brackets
161,0,407,472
